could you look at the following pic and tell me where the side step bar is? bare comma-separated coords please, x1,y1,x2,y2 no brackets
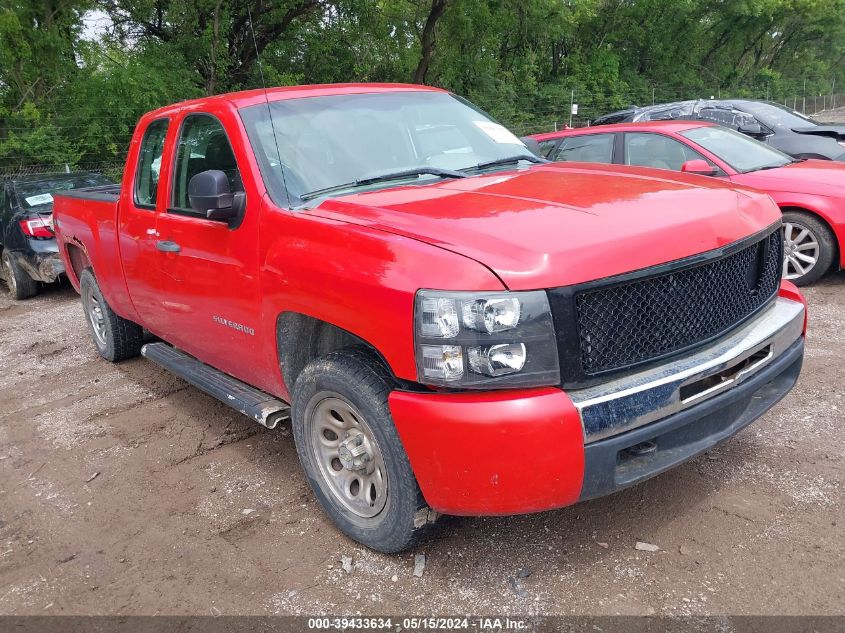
141,342,290,429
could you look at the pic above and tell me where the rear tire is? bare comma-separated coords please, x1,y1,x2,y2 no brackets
2,250,38,300
782,211,836,286
291,348,436,553
79,269,143,361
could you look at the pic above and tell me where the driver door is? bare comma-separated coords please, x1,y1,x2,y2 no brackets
152,111,263,384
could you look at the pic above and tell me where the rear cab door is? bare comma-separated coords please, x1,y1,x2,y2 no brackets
119,115,174,326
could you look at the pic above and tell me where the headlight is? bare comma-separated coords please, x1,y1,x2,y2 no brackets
414,290,559,388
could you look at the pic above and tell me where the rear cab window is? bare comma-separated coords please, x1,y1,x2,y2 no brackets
134,118,169,209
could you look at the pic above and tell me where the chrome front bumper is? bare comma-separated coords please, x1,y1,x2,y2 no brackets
568,297,805,443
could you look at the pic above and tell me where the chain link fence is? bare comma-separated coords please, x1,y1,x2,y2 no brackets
495,90,845,136
0,162,125,182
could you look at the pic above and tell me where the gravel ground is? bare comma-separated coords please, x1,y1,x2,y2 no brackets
0,275,843,616
815,105,845,123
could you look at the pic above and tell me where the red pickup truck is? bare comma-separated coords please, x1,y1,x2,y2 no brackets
54,83,807,553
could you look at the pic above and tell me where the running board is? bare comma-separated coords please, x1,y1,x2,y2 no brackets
141,342,290,429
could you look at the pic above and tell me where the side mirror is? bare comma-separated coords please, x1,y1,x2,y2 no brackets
681,159,717,176
738,122,766,138
188,170,245,224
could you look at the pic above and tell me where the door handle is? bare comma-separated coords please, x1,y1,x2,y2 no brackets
156,240,181,253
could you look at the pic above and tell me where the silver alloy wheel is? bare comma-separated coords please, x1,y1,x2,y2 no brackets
307,394,388,518
783,221,820,281
2,253,16,297
83,284,108,348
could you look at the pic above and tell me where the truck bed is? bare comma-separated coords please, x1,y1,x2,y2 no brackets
53,183,138,319
55,183,121,202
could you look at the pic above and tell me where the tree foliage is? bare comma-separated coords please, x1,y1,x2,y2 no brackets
2,0,844,169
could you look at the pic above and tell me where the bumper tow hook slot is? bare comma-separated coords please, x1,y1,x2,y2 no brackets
626,440,657,457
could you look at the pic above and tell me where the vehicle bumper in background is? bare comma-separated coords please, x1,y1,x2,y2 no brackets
8,242,65,283
389,286,805,516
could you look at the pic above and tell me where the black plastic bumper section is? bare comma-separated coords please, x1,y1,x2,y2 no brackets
579,336,804,501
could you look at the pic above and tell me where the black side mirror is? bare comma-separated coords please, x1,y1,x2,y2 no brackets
188,170,245,225
738,122,766,138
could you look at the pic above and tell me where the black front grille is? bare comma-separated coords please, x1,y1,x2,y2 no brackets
550,228,782,384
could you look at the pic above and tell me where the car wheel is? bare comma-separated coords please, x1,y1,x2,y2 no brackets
782,211,836,286
79,269,143,361
1,249,38,300
291,348,436,553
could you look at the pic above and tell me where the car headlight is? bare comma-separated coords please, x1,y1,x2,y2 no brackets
414,290,560,388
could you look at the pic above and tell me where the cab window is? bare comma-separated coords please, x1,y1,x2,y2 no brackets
624,132,711,171
134,118,169,208
553,134,614,163
171,114,243,213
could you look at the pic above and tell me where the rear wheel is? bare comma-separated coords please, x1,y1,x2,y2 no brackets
291,348,436,553
782,211,836,286
2,250,38,300
79,269,143,361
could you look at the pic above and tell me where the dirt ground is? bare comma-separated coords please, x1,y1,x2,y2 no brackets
816,105,845,123
0,275,843,617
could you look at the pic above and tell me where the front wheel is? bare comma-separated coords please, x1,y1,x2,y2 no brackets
291,349,436,553
782,211,836,286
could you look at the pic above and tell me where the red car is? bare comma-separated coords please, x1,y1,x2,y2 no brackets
53,85,806,552
531,121,845,285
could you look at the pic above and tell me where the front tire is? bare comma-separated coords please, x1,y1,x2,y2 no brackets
79,269,143,362
782,211,836,286
2,250,38,300
291,349,436,553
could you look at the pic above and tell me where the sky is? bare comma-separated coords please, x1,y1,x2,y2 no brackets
81,9,112,41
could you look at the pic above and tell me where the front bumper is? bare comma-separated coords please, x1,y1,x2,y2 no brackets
389,288,805,516
8,242,64,283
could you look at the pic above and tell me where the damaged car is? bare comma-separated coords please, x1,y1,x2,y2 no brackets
1,173,114,299
592,99,845,161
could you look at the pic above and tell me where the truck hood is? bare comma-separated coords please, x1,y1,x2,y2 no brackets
305,163,781,290
733,159,845,198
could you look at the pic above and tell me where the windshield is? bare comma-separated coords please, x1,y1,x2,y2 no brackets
15,174,113,211
680,126,793,173
736,101,816,129
239,91,529,205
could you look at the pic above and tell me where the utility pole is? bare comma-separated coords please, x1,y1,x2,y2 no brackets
832,78,836,109
652,86,655,105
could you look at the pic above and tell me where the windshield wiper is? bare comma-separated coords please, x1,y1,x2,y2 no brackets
467,154,548,172
300,167,467,201
752,162,791,172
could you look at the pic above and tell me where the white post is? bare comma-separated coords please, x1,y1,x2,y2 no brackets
803,79,806,113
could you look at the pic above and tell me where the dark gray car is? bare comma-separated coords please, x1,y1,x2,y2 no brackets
1,173,113,299
592,99,845,161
